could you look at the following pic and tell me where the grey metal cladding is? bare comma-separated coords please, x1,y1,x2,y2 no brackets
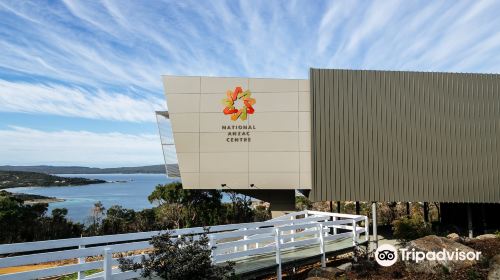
310,68,500,203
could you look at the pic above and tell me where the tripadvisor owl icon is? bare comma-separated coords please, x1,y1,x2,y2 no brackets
375,244,398,267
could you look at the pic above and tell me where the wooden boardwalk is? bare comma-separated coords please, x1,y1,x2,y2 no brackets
232,237,366,277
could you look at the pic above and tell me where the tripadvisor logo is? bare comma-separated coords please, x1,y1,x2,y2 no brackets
375,244,398,267
375,244,482,267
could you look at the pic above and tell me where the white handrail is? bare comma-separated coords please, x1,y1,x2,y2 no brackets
0,210,368,280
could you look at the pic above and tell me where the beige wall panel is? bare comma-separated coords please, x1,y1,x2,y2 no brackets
249,173,299,189
200,173,249,189
166,94,200,113
201,77,249,93
249,152,299,173
299,111,311,131
300,152,311,173
200,94,224,113
163,76,200,94
169,113,199,132
173,133,199,153
299,131,311,151
298,79,310,92
164,76,313,191
300,172,312,189
248,112,298,132
299,92,311,111
177,153,199,173
200,133,248,152
251,92,298,112
200,152,248,173
199,113,249,132
249,78,298,93
249,132,299,152
180,173,200,189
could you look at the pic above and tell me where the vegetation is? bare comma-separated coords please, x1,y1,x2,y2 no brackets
392,215,433,244
0,171,105,189
0,182,270,244
0,191,83,243
295,195,313,210
59,269,102,280
0,190,57,202
148,182,224,228
118,232,235,280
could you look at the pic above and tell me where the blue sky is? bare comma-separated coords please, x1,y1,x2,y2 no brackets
1,0,500,167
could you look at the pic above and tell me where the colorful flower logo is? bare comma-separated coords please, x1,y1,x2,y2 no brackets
221,86,256,121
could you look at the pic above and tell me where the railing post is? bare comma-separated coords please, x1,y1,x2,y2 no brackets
103,248,112,280
208,235,215,263
77,244,85,280
318,223,325,268
364,216,369,242
253,227,259,248
275,228,282,280
332,216,337,235
243,228,248,251
352,220,357,246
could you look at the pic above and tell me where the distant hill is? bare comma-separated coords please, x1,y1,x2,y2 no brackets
0,164,176,174
0,171,106,189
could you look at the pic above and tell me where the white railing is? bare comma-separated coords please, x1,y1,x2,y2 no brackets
0,210,368,280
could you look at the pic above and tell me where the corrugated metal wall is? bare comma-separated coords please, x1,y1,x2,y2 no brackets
310,68,500,203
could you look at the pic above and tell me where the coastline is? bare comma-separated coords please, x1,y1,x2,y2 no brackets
1,190,66,205
22,197,66,205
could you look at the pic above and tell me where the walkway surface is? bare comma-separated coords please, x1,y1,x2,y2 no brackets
232,237,366,276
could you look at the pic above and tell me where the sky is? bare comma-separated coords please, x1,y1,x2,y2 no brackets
1,0,500,167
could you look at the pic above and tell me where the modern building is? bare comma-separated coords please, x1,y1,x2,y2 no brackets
157,69,500,233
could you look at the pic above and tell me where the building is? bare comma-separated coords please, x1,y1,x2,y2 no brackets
157,69,500,233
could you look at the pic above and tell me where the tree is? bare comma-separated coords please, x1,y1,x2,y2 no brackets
224,191,254,224
0,191,82,243
134,208,159,232
86,201,105,235
100,205,137,235
149,182,224,228
39,208,84,240
118,232,235,280
254,205,271,222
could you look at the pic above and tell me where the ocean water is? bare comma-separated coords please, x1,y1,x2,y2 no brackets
5,174,180,223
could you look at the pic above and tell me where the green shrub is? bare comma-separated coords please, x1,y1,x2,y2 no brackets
392,216,433,244
118,231,235,280
295,195,312,210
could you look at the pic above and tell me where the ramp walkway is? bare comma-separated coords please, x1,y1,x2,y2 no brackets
0,210,368,280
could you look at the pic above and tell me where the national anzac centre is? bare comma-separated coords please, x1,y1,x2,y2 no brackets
157,69,500,235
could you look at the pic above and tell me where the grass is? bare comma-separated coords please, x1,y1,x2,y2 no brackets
59,269,102,280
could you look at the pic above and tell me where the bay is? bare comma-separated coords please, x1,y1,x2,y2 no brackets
5,174,178,224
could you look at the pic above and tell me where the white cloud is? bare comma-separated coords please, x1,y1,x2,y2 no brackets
1,0,498,99
0,126,164,167
0,80,165,122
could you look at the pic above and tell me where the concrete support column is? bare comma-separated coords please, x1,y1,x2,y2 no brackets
423,202,429,222
237,189,296,218
372,202,378,249
467,204,473,238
